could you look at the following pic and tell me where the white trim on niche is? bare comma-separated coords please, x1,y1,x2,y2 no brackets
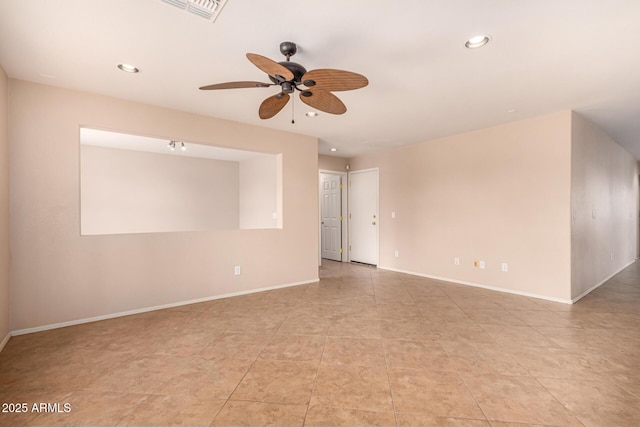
378,266,574,304
11,278,319,337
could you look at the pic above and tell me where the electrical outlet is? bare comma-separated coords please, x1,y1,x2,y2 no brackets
454,257,460,265
391,211,396,219
234,266,241,276
501,262,508,272
394,250,399,258
479,261,486,269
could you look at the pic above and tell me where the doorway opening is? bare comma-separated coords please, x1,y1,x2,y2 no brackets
319,170,348,265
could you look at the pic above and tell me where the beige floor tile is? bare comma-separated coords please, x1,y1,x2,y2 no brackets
380,318,443,340
489,422,562,427
506,346,609,380
260,334,326,363
226,314,286,334
538,377,640,427
304,405,396,426
614,377,640,400
388,368,484,419
462,375,583,426
535,326,614,350
449,297,504,311
397,413,490,427
480,324,557,348
438,323,497,345
277,315,333,335
321,337,386,367
507,310,581,328
116,394,225,426
384,339,457,372
30,390,148,426
440,341,530,377
86,354,182,395
212,400,307,427
3,260,640,426
462,309,527,326
230,359,318,404
327,316,382,339
198,332,270,362
376,303,423,320
413,296,462,311
158,357,253,399
0,389,73,426
310,364,393,412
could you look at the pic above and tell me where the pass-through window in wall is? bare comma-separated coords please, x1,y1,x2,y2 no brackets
80,127,282,235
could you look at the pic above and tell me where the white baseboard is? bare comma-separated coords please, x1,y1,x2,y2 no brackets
11,278,319,336
571,259,637,303
378,266,573,304
0,331,10,353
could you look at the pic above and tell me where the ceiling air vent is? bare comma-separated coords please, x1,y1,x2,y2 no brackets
160,0,228,23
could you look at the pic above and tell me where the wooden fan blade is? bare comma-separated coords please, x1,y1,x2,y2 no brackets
299,91,347,115
302,69,368,91
259,93,290,119
199,81,272,90
246,53,294,81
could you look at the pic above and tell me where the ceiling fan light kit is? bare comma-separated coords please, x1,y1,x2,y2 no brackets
199,41,368,120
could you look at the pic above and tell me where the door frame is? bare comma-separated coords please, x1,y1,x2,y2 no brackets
347,167,380,266
319,169,348,266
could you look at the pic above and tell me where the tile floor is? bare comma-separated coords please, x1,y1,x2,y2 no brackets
1,260,639,426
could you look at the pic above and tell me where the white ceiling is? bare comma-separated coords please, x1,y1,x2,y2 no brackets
1,0,639,159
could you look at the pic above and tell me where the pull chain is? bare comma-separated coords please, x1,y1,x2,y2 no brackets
291,95,295,124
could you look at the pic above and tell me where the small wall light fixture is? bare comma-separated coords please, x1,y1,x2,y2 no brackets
168,140,186,152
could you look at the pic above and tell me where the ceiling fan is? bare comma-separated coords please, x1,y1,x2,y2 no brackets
199,41,369,120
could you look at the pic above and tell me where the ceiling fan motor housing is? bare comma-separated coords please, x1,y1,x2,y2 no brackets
268,61,307,84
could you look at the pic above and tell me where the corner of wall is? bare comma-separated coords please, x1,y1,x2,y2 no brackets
0,64,10,350
569,111,639,299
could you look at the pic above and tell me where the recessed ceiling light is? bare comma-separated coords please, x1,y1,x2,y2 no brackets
117,63,140,73
465,34,491,49
305,111,318,117
507,109,517,113
330,148,337,152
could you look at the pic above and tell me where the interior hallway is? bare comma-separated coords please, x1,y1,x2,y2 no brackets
0,261,639,426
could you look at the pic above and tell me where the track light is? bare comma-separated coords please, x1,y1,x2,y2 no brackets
168,140,176,151
181,142,186,151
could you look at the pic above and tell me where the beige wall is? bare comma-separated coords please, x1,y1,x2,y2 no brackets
8,79,319,332
0,66,9,345
239,154,280,229
81,145,240,234
349,111,573,301
319,154,348,172
570,112,639,299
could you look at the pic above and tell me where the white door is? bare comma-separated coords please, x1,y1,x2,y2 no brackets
349,169,379,265
321,173,342,261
